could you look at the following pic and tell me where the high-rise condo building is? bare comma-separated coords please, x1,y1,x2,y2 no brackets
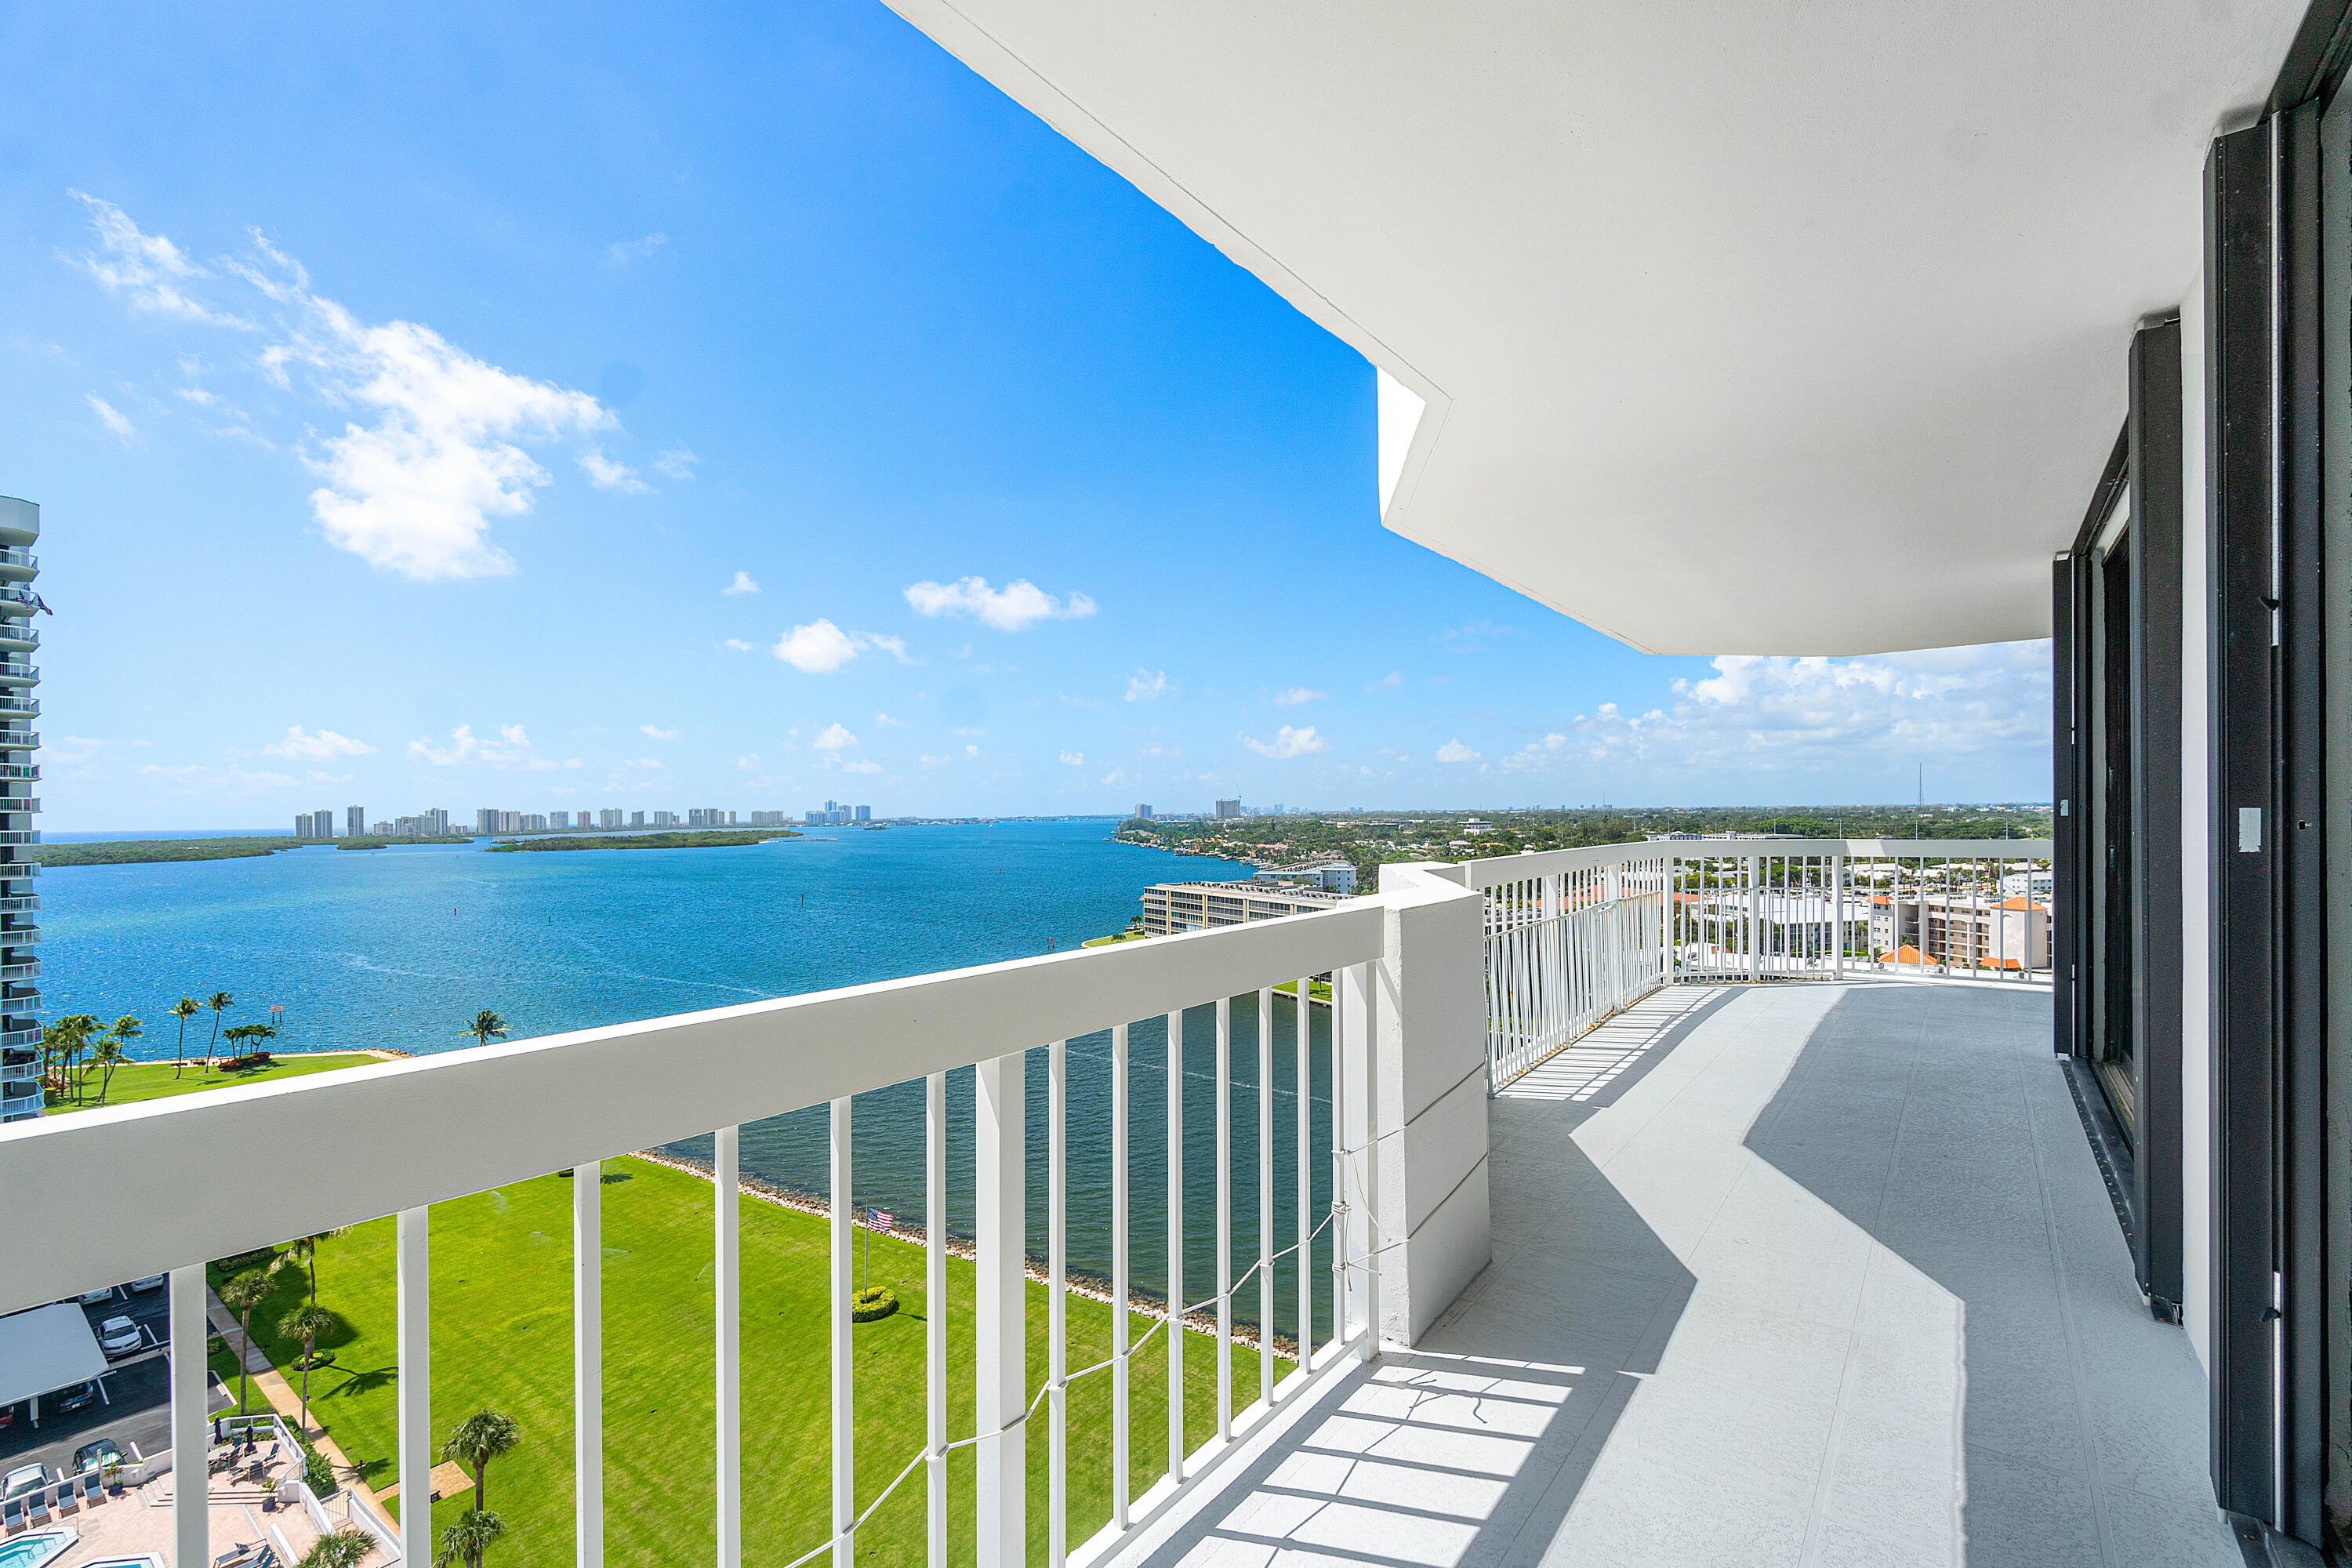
1214,798,1242,819
313,807,335,838
476,808,499,834
0,501,41,1124
599,809,622,829
855,805,870,822
632,811,644,827
347,805,365,838
1135,804,1153,820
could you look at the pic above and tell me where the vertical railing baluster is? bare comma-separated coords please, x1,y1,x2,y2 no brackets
1110,1022,1130,1529
1296,975,1312,1371
1215,995,1232,1439
1048,1040,1067,1566
1258,985,1274,1410
830,1098,855,1567
925,1073,947,1568
1167,1009,1185,1486
975,1053,1025,1567
1331,969,1352,1348
575,1160,602,1568
1833,850,1846,978
715,1127,741,1568
169,1265,207,1568
397,1207,431,1568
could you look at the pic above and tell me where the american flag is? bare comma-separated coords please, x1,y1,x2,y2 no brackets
865,1208,893,1232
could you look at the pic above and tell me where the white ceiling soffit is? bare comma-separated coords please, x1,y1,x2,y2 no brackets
882,0,2306,655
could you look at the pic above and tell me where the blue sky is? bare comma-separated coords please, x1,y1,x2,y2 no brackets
0,5,2049,830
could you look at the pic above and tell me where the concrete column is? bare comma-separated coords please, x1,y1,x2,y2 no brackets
1371,863,1493,1345
170,1265,208,1568
397,1209,431,1568
974,1052,1025,1566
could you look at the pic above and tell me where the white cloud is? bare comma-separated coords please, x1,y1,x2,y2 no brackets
1125,670,1172,703
616,757,665,771
874,712,905,728
771,619,909,673
70,193,251,327
1101,768,1130,786
1139,742,1180,758
136,762,303,791
965,744,981,758
1058,750,1084,766
1555,644,2052,777
74,201,615,579
723,571,759,596
87,395,139,442
1241,725,1329,760
723,638,758,653
1436,739,1483,764
813,723,856,752
1366,671,1405,692
405,722,579,770
1375,746,1414,762
918,753,949,768
608,232,669,263
579,451,650,494
640,724,678,742
1439,621,1512,655
837,758,882,774
176,385,217,408
1272,688,1324,706
952,727,985,738
1499,733,1570,772
903,576,1097,632
652,446,699,481
736,754,760,771
257,725,376,760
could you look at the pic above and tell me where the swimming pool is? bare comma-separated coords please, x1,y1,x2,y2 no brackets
0,1528,76,1568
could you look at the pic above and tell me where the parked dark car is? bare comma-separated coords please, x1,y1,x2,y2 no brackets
50,1381,100,1414
70,1439,122,1475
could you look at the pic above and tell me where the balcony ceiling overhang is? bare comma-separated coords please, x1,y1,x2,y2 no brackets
883,0,2308,654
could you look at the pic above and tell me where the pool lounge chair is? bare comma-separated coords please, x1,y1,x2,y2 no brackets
2,1495,24,1531
23,1486,51,1527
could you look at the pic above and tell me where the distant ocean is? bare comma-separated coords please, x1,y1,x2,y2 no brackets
39,820,1333,1333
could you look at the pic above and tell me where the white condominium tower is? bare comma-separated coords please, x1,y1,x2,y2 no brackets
0,499,42,1123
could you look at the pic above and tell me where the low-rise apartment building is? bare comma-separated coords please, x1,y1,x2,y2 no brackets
1138,878,1352,935
1870,892,2051,971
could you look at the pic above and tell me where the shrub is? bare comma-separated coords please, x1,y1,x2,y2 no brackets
851,1285,898,1323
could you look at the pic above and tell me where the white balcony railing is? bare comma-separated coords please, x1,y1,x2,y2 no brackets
0,862,1495,1568
1440,837,2054,1092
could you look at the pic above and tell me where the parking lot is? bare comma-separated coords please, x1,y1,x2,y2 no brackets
0,1280,231,1484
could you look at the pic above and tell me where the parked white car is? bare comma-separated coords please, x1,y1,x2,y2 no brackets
96,1316,143,1359
2,1464,45,1500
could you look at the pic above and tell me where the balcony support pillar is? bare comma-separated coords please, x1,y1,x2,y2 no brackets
397,1207,430,1568
170,1263,207,1568
1369,864,1492,1346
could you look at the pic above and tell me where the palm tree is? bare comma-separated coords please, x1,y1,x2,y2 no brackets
220,1022,278,1062
169,996,200,1077
296,1525,375,1568
87,1033,127,1105
270,1227,345,1308
41,1014,97,1105
218,1271,273,1417
441,1409,521,1514
102,1014,141,1094
204,991,234,1071
434,1508,504,1568
463,1011,508,1048
278,1303,336,1436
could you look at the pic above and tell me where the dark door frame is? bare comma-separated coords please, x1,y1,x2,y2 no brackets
2205,108,2328,1542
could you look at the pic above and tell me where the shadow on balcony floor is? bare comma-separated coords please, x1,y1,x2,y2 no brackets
1109,982,2238,1568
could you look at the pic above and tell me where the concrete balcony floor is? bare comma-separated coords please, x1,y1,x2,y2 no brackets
1117,982,2238,1567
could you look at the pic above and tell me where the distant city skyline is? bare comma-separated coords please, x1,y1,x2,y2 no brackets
2,9,2050,830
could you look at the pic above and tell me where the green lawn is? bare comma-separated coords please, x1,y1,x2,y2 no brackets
48,1054,381,1114
213,1156,1272,1567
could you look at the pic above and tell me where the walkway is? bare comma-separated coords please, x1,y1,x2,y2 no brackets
1111,982,2238,1566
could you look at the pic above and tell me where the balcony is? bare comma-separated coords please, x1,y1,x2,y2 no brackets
0,661,39,687
0,695,41,717
0,622,38,651
0,835,2246,1567
0,546,38,581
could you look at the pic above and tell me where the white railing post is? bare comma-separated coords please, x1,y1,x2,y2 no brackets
1257,987,1274,1411
714,1127,740,1568
829,1099,855,1567
1048,1039,1068,1568
575,1162,602,1568
975,1052,1025,1568
1831,852,1846,977
924,1074,948,1568
170,1263,208,1568
1295,975,1312,1372
1336,960,1375,1356
1166,1009,1185,1484
1109,1022,1129,1528
397,1207,431,1568
1214,996,1232,1439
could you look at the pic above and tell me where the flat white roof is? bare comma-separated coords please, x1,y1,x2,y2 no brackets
0,1302,107,1408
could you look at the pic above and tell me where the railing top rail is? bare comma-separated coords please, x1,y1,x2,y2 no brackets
0,897,1383,1308
1452,836,2052,887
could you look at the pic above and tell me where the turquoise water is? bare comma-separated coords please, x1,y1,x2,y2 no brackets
0,1532,74,1568
41,821,1335,1337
